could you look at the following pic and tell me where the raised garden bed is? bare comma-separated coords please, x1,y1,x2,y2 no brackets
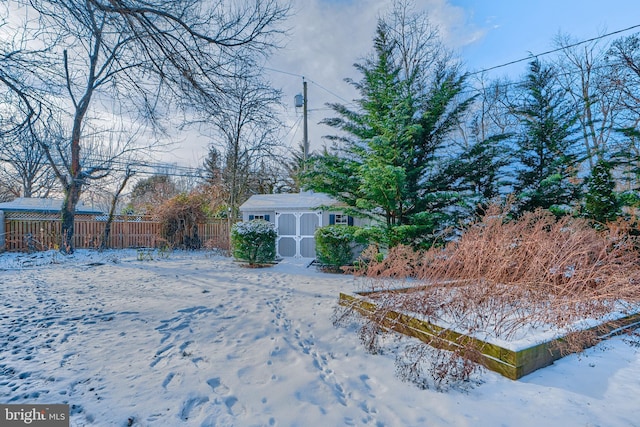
339,291,640,380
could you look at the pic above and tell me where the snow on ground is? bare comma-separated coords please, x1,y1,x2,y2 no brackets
1,249,639,427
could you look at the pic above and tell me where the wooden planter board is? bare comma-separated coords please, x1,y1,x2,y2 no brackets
338,292,640,380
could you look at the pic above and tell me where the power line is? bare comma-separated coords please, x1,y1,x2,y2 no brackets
263,66,304,79
265,23,640,109
287,115,302,147
468,23,640,76
307,79,354,106
74,154,208,179
263,67,355,106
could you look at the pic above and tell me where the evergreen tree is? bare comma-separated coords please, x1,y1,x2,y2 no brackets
203,145,222,186
443,133,513,216
512,59,582,215
304,14,473,240
129,175,179,214
584,158,620,223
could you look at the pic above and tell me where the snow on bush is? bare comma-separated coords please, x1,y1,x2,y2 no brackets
233,219,277,236
315,225,360,271
231,219,277,266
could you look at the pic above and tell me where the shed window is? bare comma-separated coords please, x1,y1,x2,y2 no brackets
249,214,270,221
329,214,353,226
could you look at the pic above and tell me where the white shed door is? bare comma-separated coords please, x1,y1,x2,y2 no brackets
275,211,322,258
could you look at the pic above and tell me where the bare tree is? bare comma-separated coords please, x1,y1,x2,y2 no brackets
205,67,285,227
0,181,17,202
554,33,624,170
606,33,640,190
11,0,289,253
278,142,307,193
0,113,59,198
0,17,37,138
608,34,640,116
465,75,519,143
386,0,452,95
0,6,63,199
99,167,135,251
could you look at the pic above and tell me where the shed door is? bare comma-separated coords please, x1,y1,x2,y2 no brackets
275,211,322,258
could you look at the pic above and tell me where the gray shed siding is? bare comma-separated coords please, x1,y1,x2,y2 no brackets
239,193,369,259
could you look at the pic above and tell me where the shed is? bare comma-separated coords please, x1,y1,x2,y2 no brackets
239,192,360,258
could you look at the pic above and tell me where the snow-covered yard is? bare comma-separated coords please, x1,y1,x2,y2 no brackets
1,249,639,427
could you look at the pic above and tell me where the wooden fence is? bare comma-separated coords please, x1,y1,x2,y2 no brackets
2,212,231,252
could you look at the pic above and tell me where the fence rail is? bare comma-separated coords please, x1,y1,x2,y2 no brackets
2,213,230,252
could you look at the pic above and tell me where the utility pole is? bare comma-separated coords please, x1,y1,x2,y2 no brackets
295,79,309,171
303,79,308,165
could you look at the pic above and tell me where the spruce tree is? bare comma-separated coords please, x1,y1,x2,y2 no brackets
303,14,472,241
443,133,512,215
584,159,620,223
512,59,582,215
203,145,223,186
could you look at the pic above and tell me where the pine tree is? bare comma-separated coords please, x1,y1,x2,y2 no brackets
584,159,620,223
512,58,582,215
303,15,472,237
203,145,222,186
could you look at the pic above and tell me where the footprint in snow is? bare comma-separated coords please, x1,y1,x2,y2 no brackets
180,395,209,421
207,377,230,395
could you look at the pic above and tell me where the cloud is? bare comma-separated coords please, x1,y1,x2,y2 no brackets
133,0,486,165
266,0,482,153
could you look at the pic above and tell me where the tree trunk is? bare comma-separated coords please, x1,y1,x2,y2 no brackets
101,213,113,252
60,182,81,254
101,170,133,251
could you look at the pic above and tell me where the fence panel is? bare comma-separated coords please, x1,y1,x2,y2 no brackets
74,214,105,249
3,213,62,252
2,213,230,252
198,221,231,250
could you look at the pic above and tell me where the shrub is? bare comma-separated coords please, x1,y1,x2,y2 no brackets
354,221,447,252
380,225,439,249
154,186,227,250
336,202,640,389
231,220,277,266
315,225,361,271
156,192,207,249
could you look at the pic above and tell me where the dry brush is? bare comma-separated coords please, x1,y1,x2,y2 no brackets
335,205,640,389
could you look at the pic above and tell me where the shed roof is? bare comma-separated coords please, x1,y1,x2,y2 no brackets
0,197,103,214
239,192,341,211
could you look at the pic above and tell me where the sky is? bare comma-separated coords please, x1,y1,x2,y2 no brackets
5,0,640,171
218,0,640,168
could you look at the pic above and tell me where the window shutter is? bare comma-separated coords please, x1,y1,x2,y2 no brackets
249,215,254,220
348,216,354,226
329,214,335,225
265,214,270,222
